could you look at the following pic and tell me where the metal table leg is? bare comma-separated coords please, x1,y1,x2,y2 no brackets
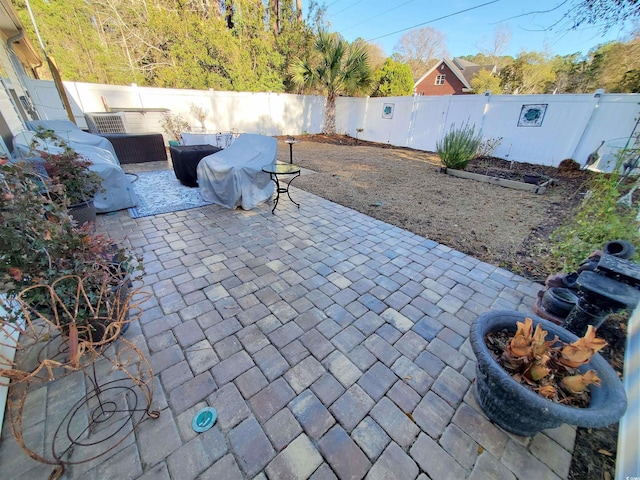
269,170,301,214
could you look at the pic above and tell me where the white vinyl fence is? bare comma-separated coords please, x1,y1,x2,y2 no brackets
336,93,640,168
25,79,326,141
26,79,640,169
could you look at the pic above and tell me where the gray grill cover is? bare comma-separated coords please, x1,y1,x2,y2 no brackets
197,134,276,210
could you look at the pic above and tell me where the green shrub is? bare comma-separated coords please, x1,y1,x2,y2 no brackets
436,123,482,170
551,170,640,270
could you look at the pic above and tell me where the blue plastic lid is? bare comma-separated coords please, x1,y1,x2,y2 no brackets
192,407,217,433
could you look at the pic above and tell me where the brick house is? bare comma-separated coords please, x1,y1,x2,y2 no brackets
413,58,497,96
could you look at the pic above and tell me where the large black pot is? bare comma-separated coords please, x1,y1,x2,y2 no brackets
470,310,627,437
68,199,96,226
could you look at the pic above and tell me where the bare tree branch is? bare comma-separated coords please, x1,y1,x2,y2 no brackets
393,27,449,80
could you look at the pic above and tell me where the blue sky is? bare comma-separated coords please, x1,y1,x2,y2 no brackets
312,0,634,58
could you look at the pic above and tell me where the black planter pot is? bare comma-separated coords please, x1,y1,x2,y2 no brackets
540,287,579,318
68,199,96,226
523,174,542,185
55,272,131,345
603,239,635,260
470,310,627,437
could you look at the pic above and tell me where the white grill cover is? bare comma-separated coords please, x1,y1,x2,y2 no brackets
197,134,276,210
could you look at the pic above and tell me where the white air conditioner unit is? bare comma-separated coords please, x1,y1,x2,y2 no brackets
85,112,128,134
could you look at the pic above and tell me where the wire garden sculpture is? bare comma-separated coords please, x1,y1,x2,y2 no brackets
0,273,157,479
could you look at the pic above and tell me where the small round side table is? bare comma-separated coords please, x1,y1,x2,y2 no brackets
262,163,301,214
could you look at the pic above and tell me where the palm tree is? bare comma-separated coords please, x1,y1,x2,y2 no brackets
290,31,371,135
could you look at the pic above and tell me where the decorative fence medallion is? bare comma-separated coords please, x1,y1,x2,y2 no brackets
382,103,394,119
518,104,547,127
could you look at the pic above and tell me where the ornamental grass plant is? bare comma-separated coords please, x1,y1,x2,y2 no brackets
436,122,482,170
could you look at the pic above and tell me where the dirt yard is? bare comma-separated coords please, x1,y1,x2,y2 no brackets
277,135,590,281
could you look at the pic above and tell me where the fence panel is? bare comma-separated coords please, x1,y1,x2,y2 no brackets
67,84,326,139
572,95,640,171
406,96,451,151
336,97,366,137
482,95,597,166
70,82,141,113
443,95,487,132
356,97,414,145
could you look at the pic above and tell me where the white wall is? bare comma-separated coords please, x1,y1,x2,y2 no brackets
0,88,22,154
27,79,640,169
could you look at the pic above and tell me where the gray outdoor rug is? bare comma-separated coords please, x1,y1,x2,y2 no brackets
127,170,212,218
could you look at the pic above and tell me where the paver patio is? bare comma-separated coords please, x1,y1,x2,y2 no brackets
0,162,576,479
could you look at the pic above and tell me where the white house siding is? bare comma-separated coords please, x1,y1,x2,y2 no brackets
0,45,31,154
0,87,19,155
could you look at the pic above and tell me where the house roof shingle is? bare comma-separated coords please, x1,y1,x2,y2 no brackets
414,57,497,92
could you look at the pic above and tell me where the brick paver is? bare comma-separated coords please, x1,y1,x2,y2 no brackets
284,356,326,394
370,397,420,449
264,408,303,451
289,390,336,441
440,424,480,469
318,425,371,480
166,429,227,479
357,362,397,401
351,417,391,461
367,442,419,480
330,384,374,432
235,366,269,399
249,377,296,423
167,372,218,414
210,383,251,431
265,434,323,480
229,417,275,478
254,344,290,381
2,170,566,480
410,433,468,480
